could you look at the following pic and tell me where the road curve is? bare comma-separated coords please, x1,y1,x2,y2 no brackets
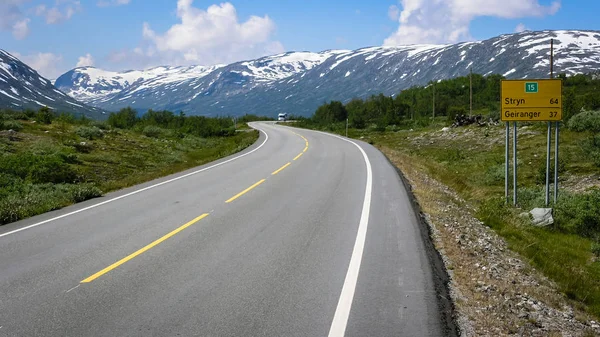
0,122,449,336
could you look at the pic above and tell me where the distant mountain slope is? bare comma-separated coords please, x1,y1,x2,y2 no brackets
56,30,600,117
0,50,106,119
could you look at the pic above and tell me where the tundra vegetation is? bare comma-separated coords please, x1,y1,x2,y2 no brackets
0,107,266,225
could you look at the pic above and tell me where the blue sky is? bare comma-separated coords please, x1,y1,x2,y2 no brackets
1,0,598,78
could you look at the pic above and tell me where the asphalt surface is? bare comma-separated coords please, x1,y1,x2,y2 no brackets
0,122,448,336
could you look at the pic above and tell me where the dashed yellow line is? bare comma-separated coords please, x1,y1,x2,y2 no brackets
81,213,210,283
293,153,304,161
272,162,291,175
226,179,266,203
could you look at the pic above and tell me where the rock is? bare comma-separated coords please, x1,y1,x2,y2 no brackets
442,127,451,132
530,208,554,227
80,142,87,146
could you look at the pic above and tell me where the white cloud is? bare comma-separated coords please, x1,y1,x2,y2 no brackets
0,0,31,39
76,53,95,67
384,0,561,46
514,23,528,33
388,5,400,21
11,52,65,79
137,0,284,67
97,0,131,7
12,18,30,39
35,1,81,24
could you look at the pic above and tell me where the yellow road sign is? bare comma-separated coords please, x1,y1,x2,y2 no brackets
501,79,563,121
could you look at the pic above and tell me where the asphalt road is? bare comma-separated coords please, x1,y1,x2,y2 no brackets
0,122,449,336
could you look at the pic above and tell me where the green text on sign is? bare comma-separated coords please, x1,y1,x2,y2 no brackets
525,82,538,93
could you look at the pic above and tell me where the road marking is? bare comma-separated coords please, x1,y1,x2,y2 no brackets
272,162,291,175
287,128,373,337
293,153,303,161
303,147,308,153
226,179,266,203
80,213,209,283
0,127,268,239
65,284,81,293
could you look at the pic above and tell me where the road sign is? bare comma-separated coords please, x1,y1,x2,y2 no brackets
501,79,562,121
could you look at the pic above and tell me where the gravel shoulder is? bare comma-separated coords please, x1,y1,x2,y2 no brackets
380,145,600,337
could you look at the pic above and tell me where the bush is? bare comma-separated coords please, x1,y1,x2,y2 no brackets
1,120,23,131
76,126,104,140
568,110,600,132
555,189,600,237
484,164,505,185
535,158,566,185
142,125,163,138
108,107,138,129
592,241,600,258
0,153,77,184
0,183,102,225
583,133,600,168
36,106,54,124
89,120,110,130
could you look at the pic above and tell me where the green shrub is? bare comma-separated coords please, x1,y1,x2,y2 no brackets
484,164,505,185
555,189,600,237
535,158,566,185
592,241,600,258
89,120,110,130
0,153,77,184
142,125,163,138
108,107,138,129
35,106,54,124
0,183,102,225
1,120,23,131
583,133,600,167
568,110,600,132
76,126,104,140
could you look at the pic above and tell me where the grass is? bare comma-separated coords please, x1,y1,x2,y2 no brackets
0,118,258,225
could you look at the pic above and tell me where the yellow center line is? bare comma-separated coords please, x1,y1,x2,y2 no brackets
81,213,209,283
226,179,266,203
272,162,291,175
293,152,304,161
303,147,308,153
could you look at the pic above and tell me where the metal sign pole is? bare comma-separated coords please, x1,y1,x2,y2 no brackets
505,122,510,203
513,122,518,206
554,122,559,203
545,122,551,206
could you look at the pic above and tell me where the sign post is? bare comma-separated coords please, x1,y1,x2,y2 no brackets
501,79,563,206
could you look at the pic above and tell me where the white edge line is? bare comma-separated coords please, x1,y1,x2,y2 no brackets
0,126,269,239
325,133,372,337
279,125,373,337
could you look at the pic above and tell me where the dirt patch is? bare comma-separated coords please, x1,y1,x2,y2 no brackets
380,146,600,337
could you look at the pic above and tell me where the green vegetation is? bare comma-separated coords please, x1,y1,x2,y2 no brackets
298,72,600,131
0,107,259,225
296,72,600,318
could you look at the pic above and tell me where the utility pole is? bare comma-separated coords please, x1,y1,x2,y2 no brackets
470,67,473,117
432,83,435,119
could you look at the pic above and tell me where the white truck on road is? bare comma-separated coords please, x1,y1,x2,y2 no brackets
278,113,288,121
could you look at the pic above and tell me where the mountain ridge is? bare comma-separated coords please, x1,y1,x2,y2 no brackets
29,30,600,117
0,50,106,119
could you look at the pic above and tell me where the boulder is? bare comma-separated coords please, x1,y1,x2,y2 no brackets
530,208,554,227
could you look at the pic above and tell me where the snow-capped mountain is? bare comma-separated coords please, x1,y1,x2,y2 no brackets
0,50,105,118
56,30,600,117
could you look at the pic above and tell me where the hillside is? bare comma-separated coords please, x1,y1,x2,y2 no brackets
0,50,106,119
55,30,600,117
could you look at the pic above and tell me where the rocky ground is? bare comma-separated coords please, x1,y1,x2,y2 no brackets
380,146,600,337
